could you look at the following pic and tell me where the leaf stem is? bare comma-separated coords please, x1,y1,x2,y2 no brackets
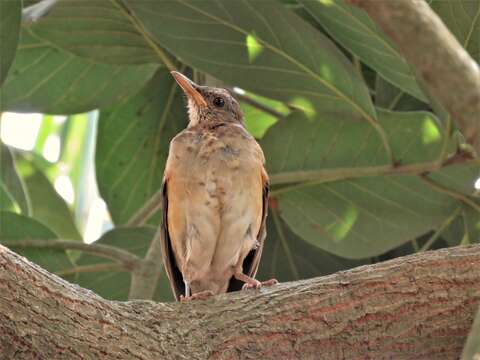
419,207,462,252
1,239,140,268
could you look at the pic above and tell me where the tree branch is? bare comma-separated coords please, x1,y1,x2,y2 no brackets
349,0,480,154
1,243,480,358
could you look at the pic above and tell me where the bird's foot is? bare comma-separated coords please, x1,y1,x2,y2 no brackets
180,290,214,302
242,278,278,290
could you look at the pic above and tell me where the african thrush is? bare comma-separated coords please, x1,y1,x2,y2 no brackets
160,72,277,301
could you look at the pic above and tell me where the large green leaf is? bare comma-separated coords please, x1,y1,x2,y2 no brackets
67,227,172,302
299,0,426,101
258,210,365,282
0,143,30,214
28,0,160,64
125,0,376,121
277,175,464,258
0,211,72,271
430,0,480,62
96,69,188,224
263,109,443,180
261,110,474,258
15,157,82,241
0,27,158,114
0,0,21,85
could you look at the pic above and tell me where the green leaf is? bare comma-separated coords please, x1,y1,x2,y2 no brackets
277,175,463,258
0,211,72,272
258,210,365,281
0,27,158,114
375,75,430,112
443,205,480,246
429,163,479,196
67,227,172,301
430,0,480,63
125,0,376,120
263,109,443,180
242,102,278,139
262,111,388,176
16,157,82,241
96,69,188,224
241,92,289,138
299,0,426,101
28,0,160,64
0,0,21,85
33,115,59,154
261,111,470,258
378,108,444,164
0,143,30,214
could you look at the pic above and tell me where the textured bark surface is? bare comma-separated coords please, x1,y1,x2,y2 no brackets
1,244,480,359
350,0,480,153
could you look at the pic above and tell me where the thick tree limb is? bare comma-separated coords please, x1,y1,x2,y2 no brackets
1,244,480,359
349,0,480,154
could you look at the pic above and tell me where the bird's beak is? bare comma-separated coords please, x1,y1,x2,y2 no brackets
171,71,207,108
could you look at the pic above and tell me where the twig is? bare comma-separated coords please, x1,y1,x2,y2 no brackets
1,239,140,269
126,187,163,227
419,207,462,252
420,176,480,213
55,263,127,277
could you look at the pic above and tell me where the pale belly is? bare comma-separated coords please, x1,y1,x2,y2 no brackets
167,138,263,294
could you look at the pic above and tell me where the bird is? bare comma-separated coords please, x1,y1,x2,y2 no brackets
160,71,277,301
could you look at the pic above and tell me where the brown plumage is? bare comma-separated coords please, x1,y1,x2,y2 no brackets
160,72,276,301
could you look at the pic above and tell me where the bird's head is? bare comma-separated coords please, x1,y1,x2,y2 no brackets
171,71,243,127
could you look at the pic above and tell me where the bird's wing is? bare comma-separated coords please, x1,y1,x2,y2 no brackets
159,178,184,301
228,168,269,291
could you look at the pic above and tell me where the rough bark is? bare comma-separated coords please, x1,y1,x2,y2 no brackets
1,244,480,359
350,0,480,154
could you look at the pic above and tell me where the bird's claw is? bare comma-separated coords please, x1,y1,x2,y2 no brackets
242,278,278,291
180,290,214,302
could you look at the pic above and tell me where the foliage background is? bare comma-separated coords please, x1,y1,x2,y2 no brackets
0,0,479,302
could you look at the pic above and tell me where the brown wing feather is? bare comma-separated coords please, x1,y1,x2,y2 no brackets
160,179,185,301
227,173,269,292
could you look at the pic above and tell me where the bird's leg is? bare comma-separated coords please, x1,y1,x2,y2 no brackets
180,290,214,302
234,272,278,290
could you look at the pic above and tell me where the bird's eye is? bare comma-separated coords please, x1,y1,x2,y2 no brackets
213,97,225,108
